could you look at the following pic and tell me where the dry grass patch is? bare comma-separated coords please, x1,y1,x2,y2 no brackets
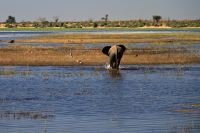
0,45,200,66
17,33,200,44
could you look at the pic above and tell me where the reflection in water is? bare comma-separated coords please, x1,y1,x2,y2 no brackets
0,111,54,120
108,69,121,79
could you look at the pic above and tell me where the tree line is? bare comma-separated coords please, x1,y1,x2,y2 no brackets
2,15,200,28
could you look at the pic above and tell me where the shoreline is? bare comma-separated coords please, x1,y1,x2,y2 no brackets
1,27,200,32
16,32,200,44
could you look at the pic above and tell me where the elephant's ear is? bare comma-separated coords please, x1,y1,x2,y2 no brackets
102,46,111,56
118,45,126,52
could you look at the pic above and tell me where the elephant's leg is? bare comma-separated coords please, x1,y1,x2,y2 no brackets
116,58,121,68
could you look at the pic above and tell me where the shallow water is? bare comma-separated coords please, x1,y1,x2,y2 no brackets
1,31,200,55
1,29,200,40
0,65,200,133
0,31,52,40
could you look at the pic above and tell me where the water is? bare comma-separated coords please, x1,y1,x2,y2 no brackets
0,31,52,40
0,65,200,133
0,30,200,49
1,29,200,40
1,30,200,53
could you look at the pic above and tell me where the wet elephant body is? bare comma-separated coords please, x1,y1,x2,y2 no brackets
102,45,126,69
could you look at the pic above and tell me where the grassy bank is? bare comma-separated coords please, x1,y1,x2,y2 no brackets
17,32,200,44
0,45,200,66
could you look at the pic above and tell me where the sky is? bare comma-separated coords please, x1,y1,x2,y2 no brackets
0,0,200,22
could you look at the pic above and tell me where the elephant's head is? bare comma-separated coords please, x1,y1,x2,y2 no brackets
102,45,126,69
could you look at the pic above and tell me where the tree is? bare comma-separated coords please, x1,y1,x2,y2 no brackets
37,17,47,23
105,14,109,22
101,14,109,25
153,15,162,23
153,15,162,26
37,17,49,27
6,16,16,24
52,16,59,27
53,16,59,23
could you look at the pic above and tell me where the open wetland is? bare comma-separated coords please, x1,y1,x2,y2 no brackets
1,30,200,66
0,30,200,132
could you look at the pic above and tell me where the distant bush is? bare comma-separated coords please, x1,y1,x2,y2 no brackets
166,20,200,28
93,22,98,28
6,16,16,24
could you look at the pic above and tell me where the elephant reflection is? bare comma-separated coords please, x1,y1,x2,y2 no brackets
102,45,126,69
108,69,121,78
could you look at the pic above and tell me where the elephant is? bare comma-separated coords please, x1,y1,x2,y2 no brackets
102,44,126,69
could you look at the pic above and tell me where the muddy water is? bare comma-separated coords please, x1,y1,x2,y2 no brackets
0,65,200,133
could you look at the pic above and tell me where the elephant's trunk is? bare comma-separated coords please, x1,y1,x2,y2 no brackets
110,51,119,69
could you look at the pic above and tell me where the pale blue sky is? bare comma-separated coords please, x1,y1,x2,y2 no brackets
0,0,200,22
